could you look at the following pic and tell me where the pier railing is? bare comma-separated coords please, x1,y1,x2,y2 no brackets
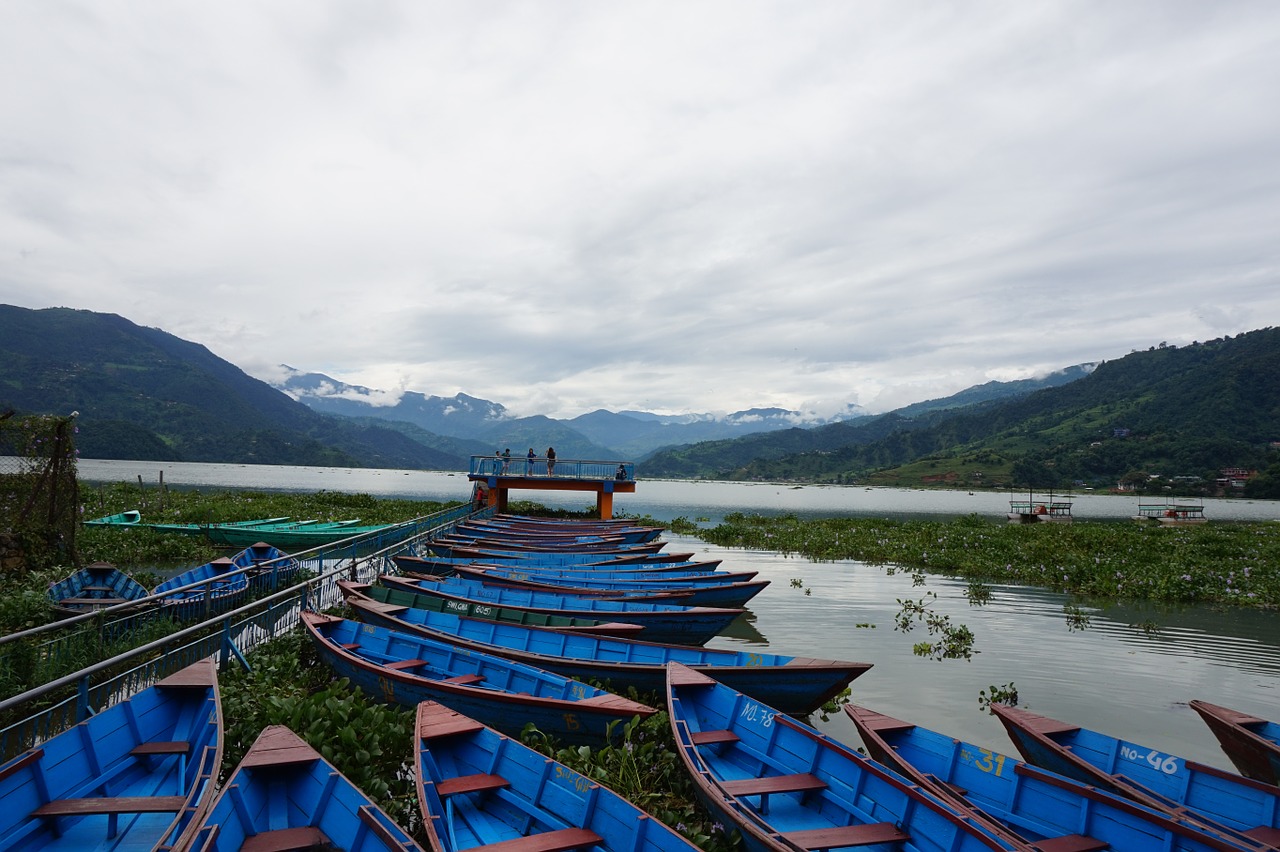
0,501,489,761
469,455,632,481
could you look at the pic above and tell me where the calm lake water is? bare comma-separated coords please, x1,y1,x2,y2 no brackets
78,459,1280,769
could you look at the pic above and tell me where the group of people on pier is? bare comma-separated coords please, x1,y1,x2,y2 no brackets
491,447,556,477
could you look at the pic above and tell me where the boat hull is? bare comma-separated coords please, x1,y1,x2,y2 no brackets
665,663,1013,852
187,724,417,851
0,659,222,852
343,582,869,714
303,612,655,747
1191,700,1280,787
414,701,697,852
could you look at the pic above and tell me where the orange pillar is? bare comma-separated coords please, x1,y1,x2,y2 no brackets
596,489,614,520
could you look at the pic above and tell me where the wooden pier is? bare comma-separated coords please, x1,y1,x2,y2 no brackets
467,456,636,519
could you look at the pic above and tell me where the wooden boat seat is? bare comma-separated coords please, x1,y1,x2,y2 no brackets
340,642,360,650
783,822,910,849
80,584,114,592
131,741,190,756
1031,835,1110,852
690,729,739,746
384,658,432,671
33,795,187,817
436,772,510,797
1244,827,1280,847
58,596,127,606
475,826,603,852
241,825,330,852
442,673,486,685
722,772,827,811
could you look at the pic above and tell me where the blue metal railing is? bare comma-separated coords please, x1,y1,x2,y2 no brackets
0,502,490,761
469,455,633,481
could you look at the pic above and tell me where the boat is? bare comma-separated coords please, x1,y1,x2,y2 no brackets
845,703,1260,851
0,659,222,852
152,555,251,621
185,724,418,851
302,612,656,747
46,560,151,617
393,551,714,575
1133,497,1209,525
442,563,770,608
342,581,870,714
420,542,699,564
1007,490,1073,523
664,663,1016,852
414,700,700,852
990,702,1280,849
82,509,142,527
380,575,744,646
228,540,301,593
370,575,645,637
1191,700,1280,786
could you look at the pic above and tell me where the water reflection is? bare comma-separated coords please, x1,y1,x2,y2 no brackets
672,533,1280,773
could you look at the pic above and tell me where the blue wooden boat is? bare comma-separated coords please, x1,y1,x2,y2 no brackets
342,581,870,714
302,612,656,747
421,542,700,565
457,519,662,544
392,552,715,576
846,703,1261,852
152,555,250,621
414,700,700,852
0,659,223,851
380,575,744,646
1192,700,1280,787
665,663,1016,852
991,702,1280,850
228,540,301,593
186,724,419,851
443,564,769,608
445,560,758,585
47,561,151,618
373,576,645,638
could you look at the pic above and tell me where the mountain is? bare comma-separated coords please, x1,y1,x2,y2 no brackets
651,331,1280,489
0,306,467,469
274,367,870,457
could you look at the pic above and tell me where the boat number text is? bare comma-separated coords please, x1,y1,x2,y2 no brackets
554,765,591,792
972,748,1007,776
739,701,774,727
1120,746,1179,774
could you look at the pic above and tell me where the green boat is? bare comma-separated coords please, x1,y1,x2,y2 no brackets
82,512,398,548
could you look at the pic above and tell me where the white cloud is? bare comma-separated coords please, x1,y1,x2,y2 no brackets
2,1,1279,419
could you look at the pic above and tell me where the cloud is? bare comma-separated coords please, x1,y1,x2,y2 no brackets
2,2,1279,419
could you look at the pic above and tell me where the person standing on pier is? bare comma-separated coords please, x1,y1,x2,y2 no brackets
527,447,536,476
546,447,556,475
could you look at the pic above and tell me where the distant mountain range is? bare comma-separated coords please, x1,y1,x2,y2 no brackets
8,304,1272,493
272,365,875,458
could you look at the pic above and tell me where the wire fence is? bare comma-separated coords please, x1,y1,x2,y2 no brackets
0,502,489,763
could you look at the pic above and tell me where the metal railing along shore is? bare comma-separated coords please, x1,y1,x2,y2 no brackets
0,502,489,762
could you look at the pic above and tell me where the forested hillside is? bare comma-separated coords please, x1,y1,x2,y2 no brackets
0,306,466,468
647,329,1280,493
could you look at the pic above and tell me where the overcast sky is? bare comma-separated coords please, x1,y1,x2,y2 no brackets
3,2,1278,421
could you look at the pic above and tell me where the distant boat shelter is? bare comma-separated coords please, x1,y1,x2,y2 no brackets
467,455,636,519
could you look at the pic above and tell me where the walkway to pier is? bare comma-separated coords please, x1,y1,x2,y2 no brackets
467,455,636,519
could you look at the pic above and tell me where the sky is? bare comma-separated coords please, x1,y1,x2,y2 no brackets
3,2,1279,422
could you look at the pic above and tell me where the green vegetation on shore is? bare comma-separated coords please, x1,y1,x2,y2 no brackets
689,512,1280,607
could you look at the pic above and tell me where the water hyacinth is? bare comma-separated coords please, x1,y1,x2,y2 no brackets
697,512,1280,607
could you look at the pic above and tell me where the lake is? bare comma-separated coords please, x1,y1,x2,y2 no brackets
77,458,1280,771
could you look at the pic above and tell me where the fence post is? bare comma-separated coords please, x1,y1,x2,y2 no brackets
76,676,90,722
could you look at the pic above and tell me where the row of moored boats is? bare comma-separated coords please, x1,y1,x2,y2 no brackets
7,513,1279,850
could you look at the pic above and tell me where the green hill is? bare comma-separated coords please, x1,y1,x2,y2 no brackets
646,330,1280,492
0,305,466,469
